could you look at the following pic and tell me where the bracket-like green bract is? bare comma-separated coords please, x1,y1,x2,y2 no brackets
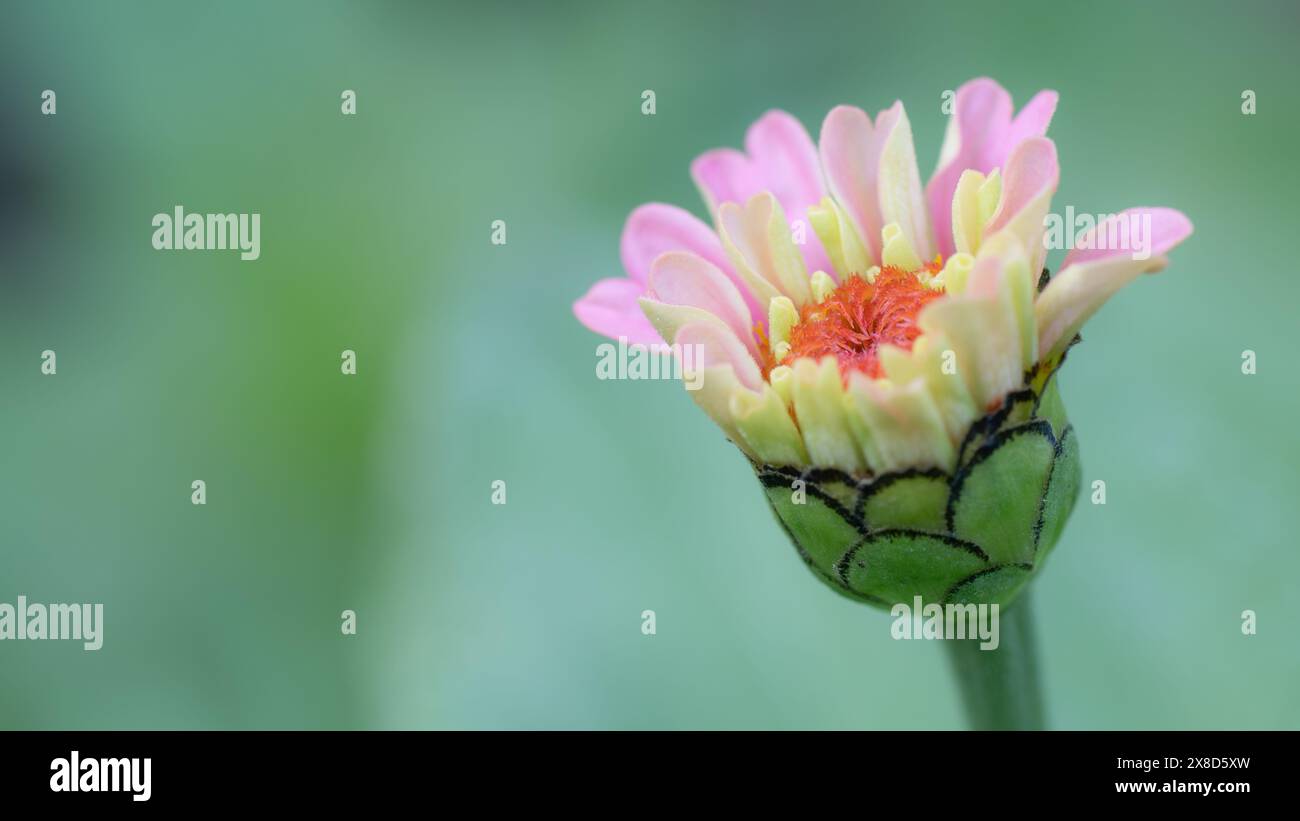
757,364,1081,609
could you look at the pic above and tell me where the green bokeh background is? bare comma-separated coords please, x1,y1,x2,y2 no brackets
1,0,1296,729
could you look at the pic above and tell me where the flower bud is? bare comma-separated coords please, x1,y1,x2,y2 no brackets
758,371,1080,608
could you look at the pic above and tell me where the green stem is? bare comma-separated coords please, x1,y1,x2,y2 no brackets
943,591,1046,730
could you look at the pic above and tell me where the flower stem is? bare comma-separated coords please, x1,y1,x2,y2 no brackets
943,591,1046,730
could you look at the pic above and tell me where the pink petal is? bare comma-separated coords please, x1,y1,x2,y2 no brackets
620,203,731,283
1035,208,1193,359
620,203,763,323
925,80,1011,258
690,149,758,215
819,103,895,262
648,251,760,361
674,321,763,391
926,78,1058,258
691,112,833,286
984,137,1059,236
692,110,823,218
1062,207,1194,268
953,78,1015,168
1005,90,1059,152
573,278,662,345
743,110,824,214
745,112,834,277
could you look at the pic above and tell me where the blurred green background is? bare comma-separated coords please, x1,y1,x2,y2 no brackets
1,0,1296,729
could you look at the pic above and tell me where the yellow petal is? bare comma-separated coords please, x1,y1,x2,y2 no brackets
809,195,871,278
978,169,1002,229
731,383,808,466
718,192,812,307
844,374,957,472
638,296,732,349
877,104,936,261
878,333,978,445
769,364,795,406
1035,253,1168,361
881,222,922,271
938,252,975,295
790,357,865,474
810,270,836,303
975,233,1037,371
951,169,988,256
918,293,1021,410
951,168,1003,259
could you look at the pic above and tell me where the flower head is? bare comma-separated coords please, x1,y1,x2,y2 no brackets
576,78,1192,608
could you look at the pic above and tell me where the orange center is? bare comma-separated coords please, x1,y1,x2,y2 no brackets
780,264,943,379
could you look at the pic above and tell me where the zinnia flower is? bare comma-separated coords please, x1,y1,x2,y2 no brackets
574,77,1191,610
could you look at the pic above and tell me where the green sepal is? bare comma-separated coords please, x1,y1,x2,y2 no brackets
860,471,948,532
948,422,1056,565
837,530,988,606
762,476,860,576
946,563,1034,608
1035,425,1080,562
